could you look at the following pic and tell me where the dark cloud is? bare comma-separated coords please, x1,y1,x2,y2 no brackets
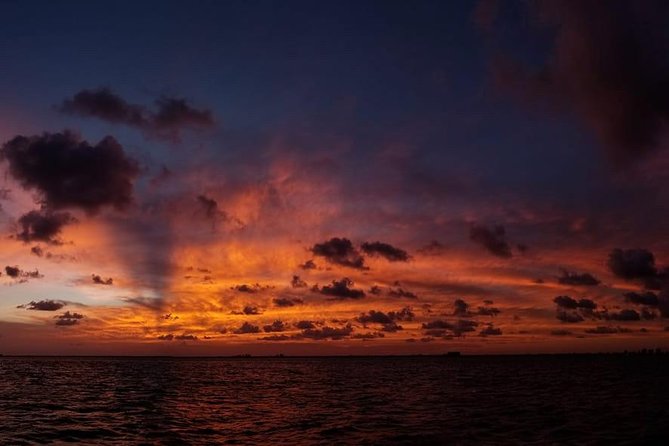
291,275,307,288
232,284,273,293
421,319,478,337
469,224,512,258
4,265,43,281
233,322,261,334
263,320,288,333
299,260,317,270
54,311,84,326
273,297,304,307
157,334,174,341
60,87,146,126
259,334,292,341
606,309,641,321
295,320,317,329
59,88,214,142
318,278,365,300
553,295,597,310
1,131,139,213
417,240,446,256
608,248,658,280
310,237,366,269
387,287,418,299
453,298,470,317
18,300,66,311
360,241,410,262
584,326,629,335
175,334,198,341
231,305,262,315
91,274,113,285
556,310,584,323
16,210,76,244
476,305,501,316
479,324,502,336
196,195,219,219
151,97,215,141
352,332,385,340
296,324,353,340
550,329,572,336
558,270,601,286
624,291,659,306
490,1,669,164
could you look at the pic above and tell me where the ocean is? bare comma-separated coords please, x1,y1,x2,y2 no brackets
1,355,667,445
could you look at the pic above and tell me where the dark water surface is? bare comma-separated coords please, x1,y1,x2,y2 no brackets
1,355,668,445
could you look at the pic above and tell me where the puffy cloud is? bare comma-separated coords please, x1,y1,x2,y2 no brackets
608,248,658,280
59,88,214,142
558,270,601,286
231,305,262,315
479,324,502,336
1,131,139,213
624,291,659,306
91,274,113,285
469,224,512,258
157,333,198,341
4,265,43,281
273,297,304,307
360,241,410,262
15,210,76,244
54,311,84,326
233,322,261,334
296,324,353,340
310,238,366,270
263,320,288,333
318,278,365,299
18,300,66,311
291,275,307,288
295,320,317,329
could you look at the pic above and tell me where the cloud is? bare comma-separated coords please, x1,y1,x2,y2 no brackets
550,329,572,336
291,275,307,288
387,286,418,299
453,298,470,317
310,237,366,269
15,210,76,244
4,265,43,281
91,274,113,285
489,1,669,164
469,224,512,258
360,241,410,262
296,324,353,340
59,88,214,142
606,309,641,321
608,248,658,280
295,320,317,329
479,324,502,336
624,291,659,306
158,333,198,341
556,310,584,323
558,270,601,286
231,305,262,315
553,295,597,310
584,326,629,335
318,278,366,299
233,322,261,334
54,311,84,326
299,260,317,270
421,319,479,336
417,240,446,256
273,297,304,307
263,320,288,333
1,131,139,213
17,300,66,311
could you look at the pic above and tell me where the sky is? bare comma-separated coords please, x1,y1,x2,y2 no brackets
1,0,669,355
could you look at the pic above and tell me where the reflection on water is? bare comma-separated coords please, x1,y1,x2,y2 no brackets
1,356,668,444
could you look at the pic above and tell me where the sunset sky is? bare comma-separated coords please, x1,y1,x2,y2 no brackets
1,0,668,355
